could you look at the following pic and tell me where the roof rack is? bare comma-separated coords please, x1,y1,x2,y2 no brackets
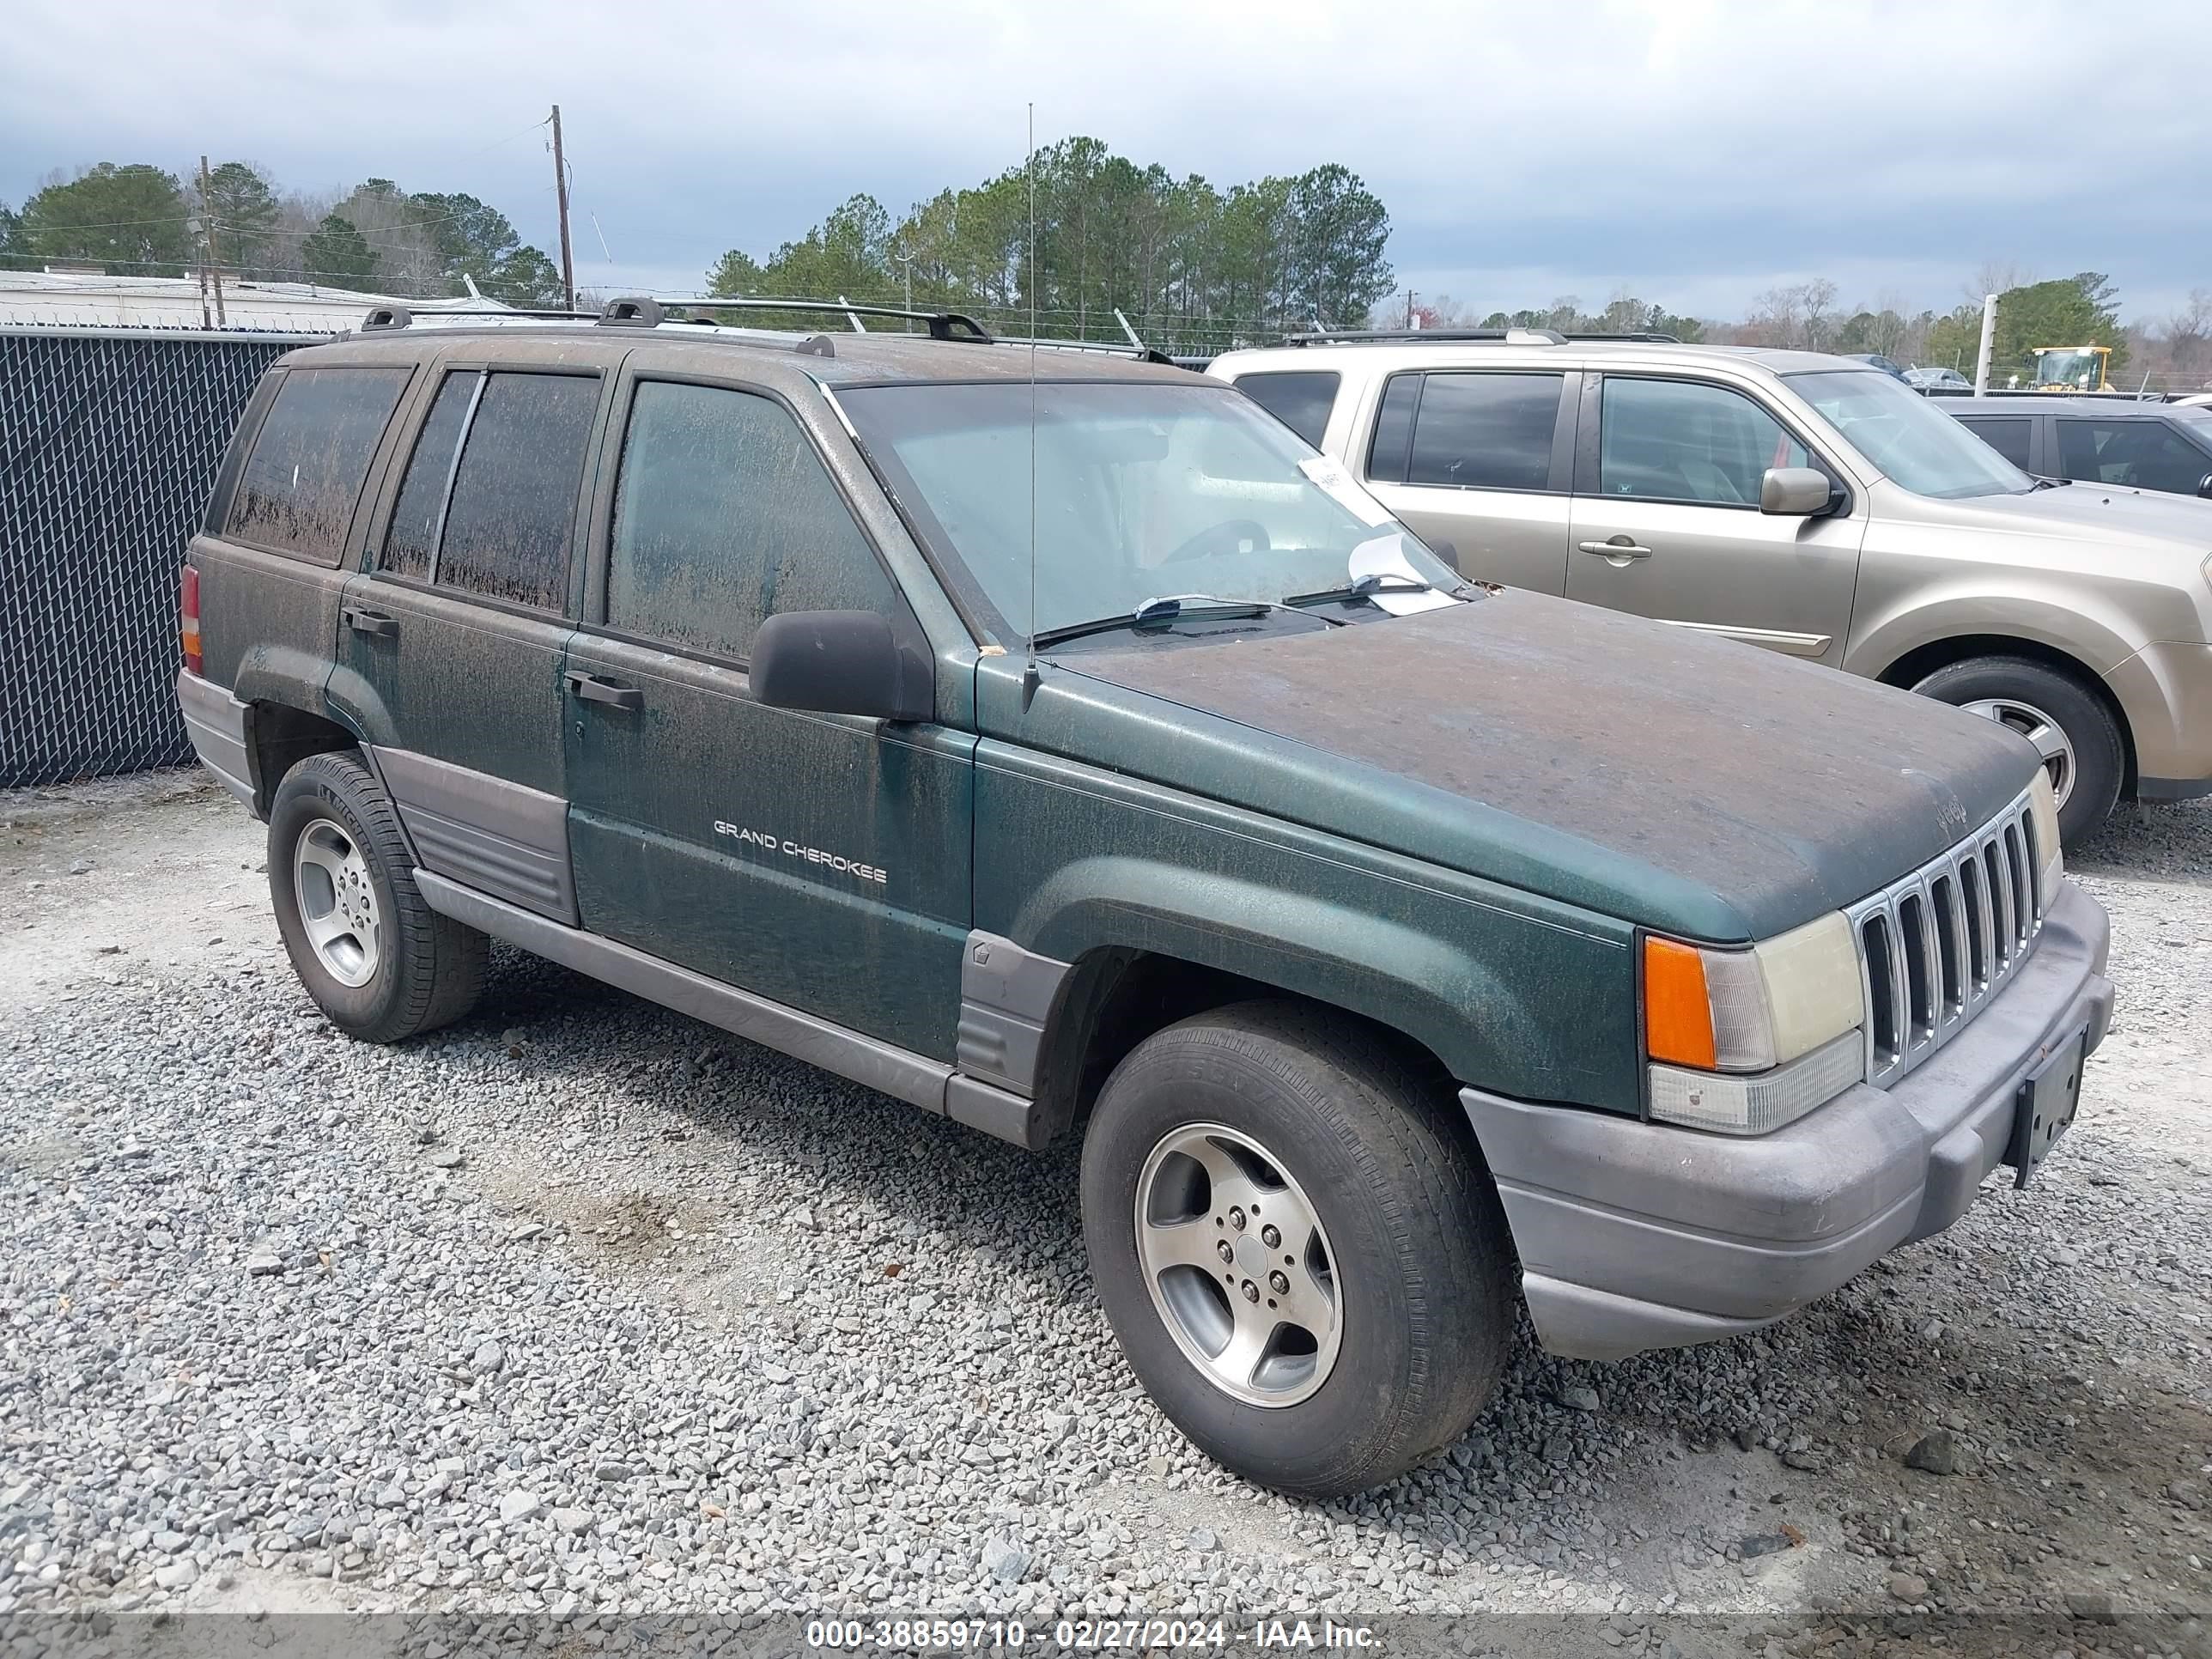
621,295,994,342
357,295,1190,368
359,304,592,332
1285,326,1682,346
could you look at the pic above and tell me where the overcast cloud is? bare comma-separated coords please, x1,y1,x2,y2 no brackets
4,0,2206,322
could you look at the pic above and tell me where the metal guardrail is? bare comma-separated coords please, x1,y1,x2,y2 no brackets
1,327,319,788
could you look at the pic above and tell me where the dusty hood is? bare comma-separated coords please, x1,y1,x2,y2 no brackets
1027,591,2039,941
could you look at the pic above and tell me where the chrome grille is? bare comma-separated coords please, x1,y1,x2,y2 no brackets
1847,787,2043,1088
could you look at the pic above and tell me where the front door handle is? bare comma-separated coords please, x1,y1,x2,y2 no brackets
564,669,644,711
343,606,398,638
1577,537,1652,561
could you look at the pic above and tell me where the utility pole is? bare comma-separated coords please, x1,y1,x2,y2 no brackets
198,155,227,328
550,105,575,313
1972,292,1998,395
1404,289,1415,329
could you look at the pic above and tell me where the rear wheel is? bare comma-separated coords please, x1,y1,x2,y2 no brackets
269,751,487,1042
1911,655,2124,844
1080,1002,1514,1498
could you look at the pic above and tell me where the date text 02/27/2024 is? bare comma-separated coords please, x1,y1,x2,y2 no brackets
804,1619,1378,1650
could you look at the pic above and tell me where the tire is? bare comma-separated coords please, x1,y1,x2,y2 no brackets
1080,1001,1515,1498
268,750,488,1043
1911,655,2124,845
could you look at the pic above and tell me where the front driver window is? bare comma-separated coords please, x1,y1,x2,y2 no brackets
2057,420,2209,495
1599,378,1808,506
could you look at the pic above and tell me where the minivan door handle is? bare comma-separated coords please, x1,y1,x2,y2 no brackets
563,669,645,711
342,606,398,638
1577,538,1652,561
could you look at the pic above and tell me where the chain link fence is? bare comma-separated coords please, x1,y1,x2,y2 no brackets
1,328,320,788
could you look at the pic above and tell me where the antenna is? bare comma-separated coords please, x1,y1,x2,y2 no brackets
1024,101,1040,696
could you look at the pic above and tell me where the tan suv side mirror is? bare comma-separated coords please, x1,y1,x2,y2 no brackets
1760,467,1832,516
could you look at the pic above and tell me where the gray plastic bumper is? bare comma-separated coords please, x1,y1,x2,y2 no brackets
175,670,254,808
1462,880,2112,1363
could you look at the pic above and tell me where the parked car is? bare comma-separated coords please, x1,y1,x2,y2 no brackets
1938,395,2212,500
1845,352,1909,380
1210,332,2212,841
1904,366,1972,392
179,300,2112,1498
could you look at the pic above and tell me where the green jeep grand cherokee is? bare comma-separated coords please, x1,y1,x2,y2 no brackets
176,298,2114,1498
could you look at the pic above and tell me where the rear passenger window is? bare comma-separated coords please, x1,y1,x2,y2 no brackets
605,380,896,663
1957,416,2033,470
227,367,410,562
1231,372,1340,447
1405,373,1564,491
381,371,480,580
431,373,599,610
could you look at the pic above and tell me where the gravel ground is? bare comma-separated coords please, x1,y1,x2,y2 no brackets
2,774,2207,1654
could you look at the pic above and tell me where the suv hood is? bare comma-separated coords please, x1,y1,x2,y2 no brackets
1926,482,2212,552
988,592,2038,942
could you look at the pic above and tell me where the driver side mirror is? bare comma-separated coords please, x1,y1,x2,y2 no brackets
2197,472,2212,500
1760,466,1833,516
750,611,933,723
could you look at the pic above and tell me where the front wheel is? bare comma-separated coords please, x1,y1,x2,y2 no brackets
1080,1002,1514,1498
1911,656,2124,845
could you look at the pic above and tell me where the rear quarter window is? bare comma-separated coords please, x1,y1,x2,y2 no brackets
226,366,411,563
1231,371,1340,448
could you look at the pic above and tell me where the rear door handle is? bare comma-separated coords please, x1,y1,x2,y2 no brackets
564,669,644,711
1577,538,1652,560
343,606,398,638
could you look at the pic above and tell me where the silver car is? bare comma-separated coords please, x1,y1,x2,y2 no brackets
1210,332,2212,842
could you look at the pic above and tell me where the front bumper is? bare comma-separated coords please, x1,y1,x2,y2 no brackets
2104,640,2212,798
1461,879,2112,1362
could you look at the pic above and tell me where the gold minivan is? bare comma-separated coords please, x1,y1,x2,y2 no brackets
1210,334,2212,842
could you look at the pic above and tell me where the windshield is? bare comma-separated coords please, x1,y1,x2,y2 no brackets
840,380,1459,642
2036,350,2101,388
1783,368,2034,499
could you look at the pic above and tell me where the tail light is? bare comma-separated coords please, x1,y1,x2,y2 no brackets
180,564,203,677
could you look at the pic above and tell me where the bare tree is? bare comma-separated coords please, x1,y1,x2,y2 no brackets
2164,289,2212,386
1964,259,2026,304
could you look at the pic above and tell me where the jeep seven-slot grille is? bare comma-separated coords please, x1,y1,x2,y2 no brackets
1846,787,2042,1088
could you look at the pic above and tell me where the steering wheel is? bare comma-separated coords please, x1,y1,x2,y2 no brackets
1163,519,1270,565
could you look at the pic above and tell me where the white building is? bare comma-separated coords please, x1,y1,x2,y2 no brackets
0,267,513,333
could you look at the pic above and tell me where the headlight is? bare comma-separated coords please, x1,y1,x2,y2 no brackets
1642,913,1864,1133
2028,769,2063,908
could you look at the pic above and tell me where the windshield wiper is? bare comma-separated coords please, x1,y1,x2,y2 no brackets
2029,475,2070,489
1031,592,1342,651
1280,572,1465,610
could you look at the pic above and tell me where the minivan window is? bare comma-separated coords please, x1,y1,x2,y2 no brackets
433,372,599,611
842,380,1456,642
1599,377,1809,505
227,367,410,562
2057,419,2211,495
1783,368,2031,498
1405,373,1562,492
1231,372,1340,448
1955,415,2033,471
1366,374,1419,483
380,371,480,580
605,381,896,662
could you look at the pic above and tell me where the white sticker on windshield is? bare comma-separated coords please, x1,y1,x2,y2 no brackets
1349,534,1457,616
1298,456,1395,527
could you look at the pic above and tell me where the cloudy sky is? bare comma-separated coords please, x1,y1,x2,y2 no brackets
5,0,2207,323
